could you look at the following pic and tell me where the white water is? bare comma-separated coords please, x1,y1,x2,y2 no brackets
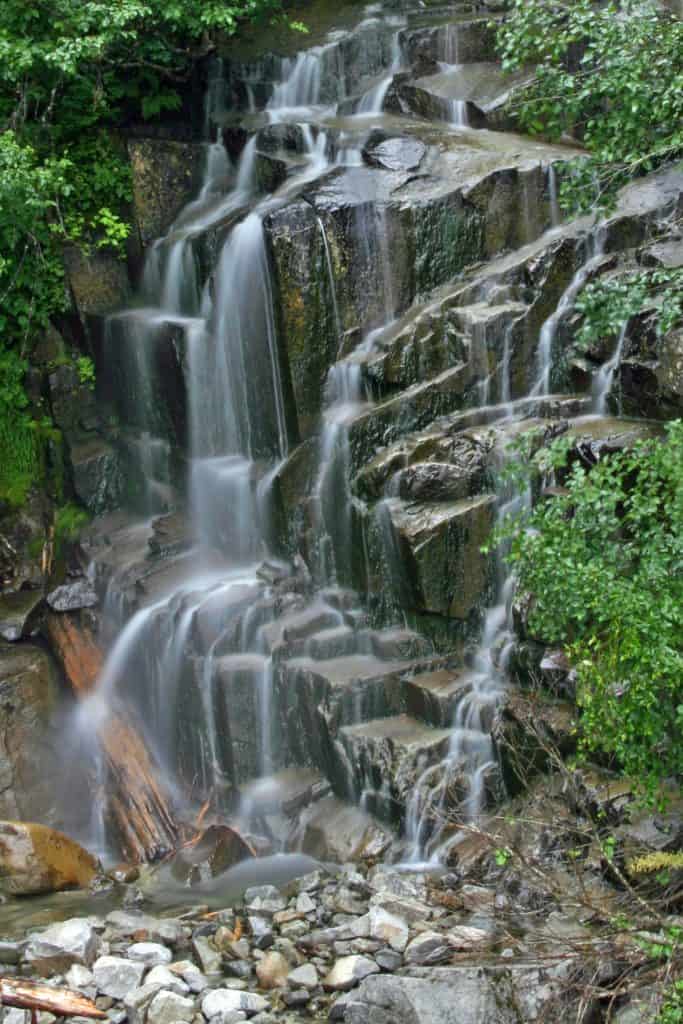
532,230,606,396
78,6,623,867
592,321,628,414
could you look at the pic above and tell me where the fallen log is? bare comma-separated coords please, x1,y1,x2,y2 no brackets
46,610,178,863
0,977,106,1019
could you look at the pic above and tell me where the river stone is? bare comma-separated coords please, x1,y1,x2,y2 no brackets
192,935,222,975
47,579,98,612
323,955,380,991
146,965,190,994
243,885,287,914
92,954,146,998
170,960,209,992
124,983,166,1024
295,892,316,914
0,820,99,896
367,907,409,952
403,932,452,966
255,950,289,989
24,918,101,974
106,911,183,946
447,926,491,950
127,942,173,966
202,989,269,1017
146,989,195,1024
66,964,95,989
287,963,318,989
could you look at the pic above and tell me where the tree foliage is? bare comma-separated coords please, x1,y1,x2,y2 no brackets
574,268,683,350
497,0,683,212
498,422,683,801
0,0,293,504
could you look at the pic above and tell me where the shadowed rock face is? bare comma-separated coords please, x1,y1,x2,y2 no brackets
0,643,66,827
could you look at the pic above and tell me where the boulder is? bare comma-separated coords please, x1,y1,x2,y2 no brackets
294,795,392,863
346,963,574,1023
92,955,146,999
47,579,99,613
24,918,101,974
403,932,452,966
323,955,380,991
127,942,173,966
0,821,98,896
201,988,269,1017
255,950,289,989
146,989,195,1024
367,906,410,952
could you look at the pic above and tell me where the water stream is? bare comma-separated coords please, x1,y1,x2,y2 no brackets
74,3,622,870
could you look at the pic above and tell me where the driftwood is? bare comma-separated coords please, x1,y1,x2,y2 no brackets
46,610,178,863
0,977,106,1019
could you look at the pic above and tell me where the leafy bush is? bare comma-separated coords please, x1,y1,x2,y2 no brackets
575,269,683,350
497,0,683,212
0,0,298,506
497,421,683,801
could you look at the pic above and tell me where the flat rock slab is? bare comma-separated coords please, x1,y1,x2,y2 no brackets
346,963,573,1023
363,136,427,172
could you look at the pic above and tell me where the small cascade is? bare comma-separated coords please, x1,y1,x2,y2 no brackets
311,360,367,585
404,450,527,863
592,321,628,414
532,230,606,396
450,99,469,127
268,50,328,115
316,216,343,352
548,163,561,227
356,30,403,113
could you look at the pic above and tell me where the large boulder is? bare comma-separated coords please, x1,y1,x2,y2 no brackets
345,962,575,1024
24,917,102,974
0,821,99,896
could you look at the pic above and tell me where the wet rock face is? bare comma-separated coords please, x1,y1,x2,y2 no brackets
128,140,205,245
388,494,495,621
70,438,125,515
0,643,67,827
362,135,427,173
63,245,131,318
0,821,98,896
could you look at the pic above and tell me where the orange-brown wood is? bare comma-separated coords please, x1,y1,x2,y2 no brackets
46,611,178,862
0,977,107,1019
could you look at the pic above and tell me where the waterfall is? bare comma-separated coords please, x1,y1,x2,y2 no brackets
532,230,606,396
592,321,628,414
74,0,637,871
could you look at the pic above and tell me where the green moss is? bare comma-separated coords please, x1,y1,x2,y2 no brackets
0,414,40,507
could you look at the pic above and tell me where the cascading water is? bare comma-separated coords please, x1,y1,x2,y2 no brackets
70,0,632,874
592,321,628,414
532,229,606,396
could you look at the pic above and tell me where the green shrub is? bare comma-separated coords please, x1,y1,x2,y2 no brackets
497,0,683,212
497,421,683,801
